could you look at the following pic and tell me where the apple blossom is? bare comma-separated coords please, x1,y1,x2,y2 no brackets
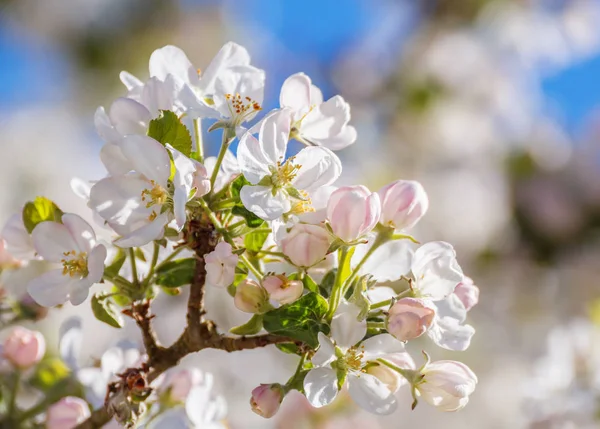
234,279,270,314
262,275,303,305
250,383,285,418
426,296,475,351
415,360,478,412
327,185,381,242
378,180,429,230
27,214,106,307
205,242,238,288
2,326,45,369
279,72,357,150
303,302,406,415
410,241,464,300
1,213,35,260
237,109,342,220
46,397,91,429
89,135,195,247
280,223,331,268
453,276,480,311
387,298,436,341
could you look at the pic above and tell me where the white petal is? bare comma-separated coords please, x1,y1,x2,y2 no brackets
237,132,271,184
109,97,151,136
292,146,342,191
120,135,171,185
87,245,107,284
94,106,121,144
347,373,397,415
100,143,133,176
427,317,475,351
69,279,92,306
353,240,414,282
169,145,196,229
436,294,467,323
59,316,82,370
312,332,336,367
140,76,179,116
1,214,35,259
361,334,406,361
101,347,125,377
258,109,292,165
280,73,312,113
331,301,367,349
32,222,78,262
303,367,339,408
62,213,97,253
149,45,196,85
240,185,291,221
120,71,143,91
27,269,75,307
307,125,357,151
114,213,169,248
199,42,252,94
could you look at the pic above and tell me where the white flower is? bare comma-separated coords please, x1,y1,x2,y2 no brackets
205,242,238,288
280,73,357,150
1,213,35,260
26,214,106,307
411,242,464,300
237,109,342,220
303,302,405,415
89,135,195,247
416,360,478,412
59,317,143,408
140,43,265,129
427,295,475,351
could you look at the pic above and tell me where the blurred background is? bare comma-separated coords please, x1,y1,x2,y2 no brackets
2,0,600,427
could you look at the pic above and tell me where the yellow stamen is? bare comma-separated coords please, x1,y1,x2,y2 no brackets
61,251,88,277
141,180,168,209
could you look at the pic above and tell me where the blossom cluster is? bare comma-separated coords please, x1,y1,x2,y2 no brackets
0,41,479,427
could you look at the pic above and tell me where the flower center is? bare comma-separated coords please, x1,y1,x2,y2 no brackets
225,93,261,124
61,250,88,278
344,347,366,372
141,181,168,209
270,157,301,189
289,194,315,215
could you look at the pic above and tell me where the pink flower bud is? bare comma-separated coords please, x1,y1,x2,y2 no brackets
46,397,91,429
387,298,436,341
453,277,479,311
378,180,428,230
280,224,331,267
3,326,45,369
262,275,303,305
418,360,478,411
191,160,211,197
250,383,285,418
327,185,380,242
159,368,204,403
205,242,238,288
234,279,270,313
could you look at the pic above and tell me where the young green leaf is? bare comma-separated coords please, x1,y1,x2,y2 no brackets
91,294,124,329
147,110,192,156
232,205,264,228
263,293,330,348
244,229,270,253
104,248,127,278
230,314,264,335
155,258,196,287
22,197,64,233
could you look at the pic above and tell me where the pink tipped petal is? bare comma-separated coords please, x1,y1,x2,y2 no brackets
62,214,97,253
303,367,339,408
28,270,75,307
32,222,78,262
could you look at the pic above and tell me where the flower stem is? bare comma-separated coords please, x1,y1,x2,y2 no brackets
128,248,139,285
193,118,204,163
210,128,234,192
369,289,412,310
153,246,185,273
143,242,161,288
7,370,21,419
344,232,387,289
326,247,350,321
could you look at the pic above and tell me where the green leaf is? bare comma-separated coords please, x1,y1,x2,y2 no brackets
244,229,269,253
230,314,263,335
147,110,192,156
276,343,301,355
232,205,263,228
230,175,251,200
30,357,70,390
91,294,124,329
22,197,64,233
286,369,310,393
155,258,195,287
134,248,147,262
319,269,337,298
104,248,127,278
349,276,372,321
161,286,181,296
263,293,330,348
110,286,131,307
